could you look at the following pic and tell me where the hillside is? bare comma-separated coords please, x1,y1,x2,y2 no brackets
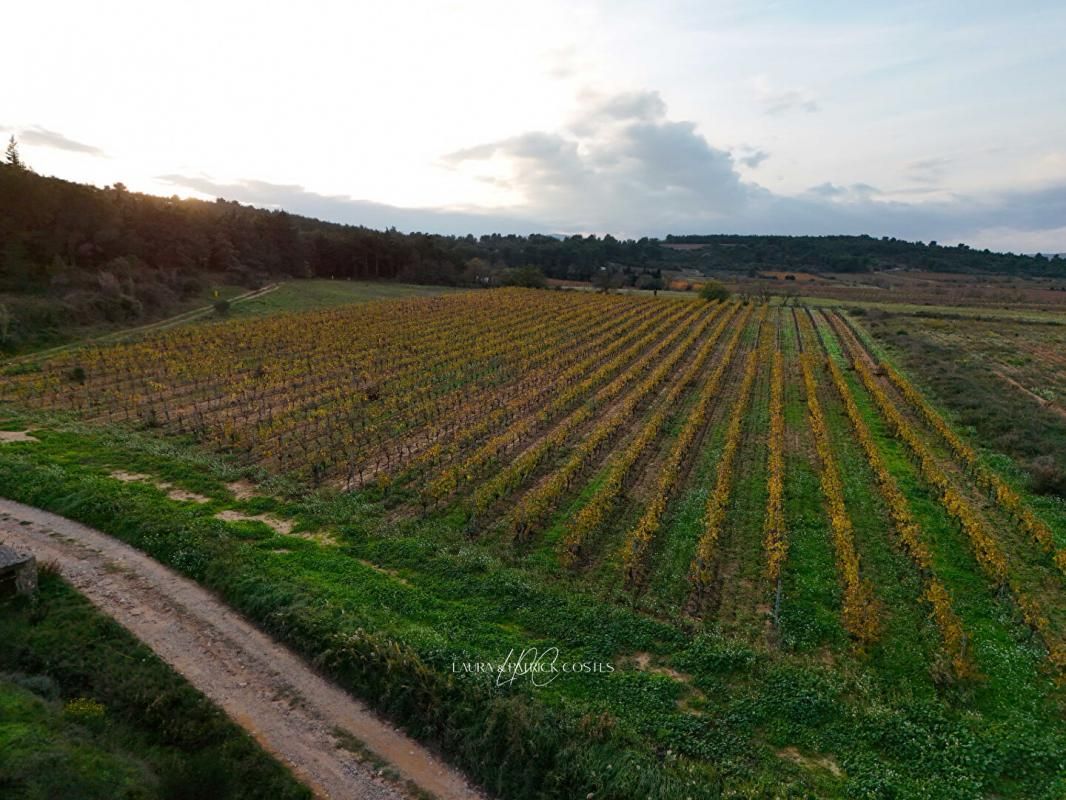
2,164,1063,351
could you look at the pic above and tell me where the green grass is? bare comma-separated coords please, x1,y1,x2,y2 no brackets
0,573,310,800
5,411,1063,799
3,279,463,364
219,280,463,320
777,375,848,653
2,303,1066,797
795,296,1066,325
0,681,151,800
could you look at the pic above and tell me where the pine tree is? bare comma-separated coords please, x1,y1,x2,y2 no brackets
5,136,24,169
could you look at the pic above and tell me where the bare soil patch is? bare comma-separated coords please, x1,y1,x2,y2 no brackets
777,746,843,777
0,430,38,443
109,470,210,504
227,479,260,500
215,509,295,536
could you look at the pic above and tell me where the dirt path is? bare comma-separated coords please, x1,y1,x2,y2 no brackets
991,369,1066,422
0,498,484,800
6,284,282,366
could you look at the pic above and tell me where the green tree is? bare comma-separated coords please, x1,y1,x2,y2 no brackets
635,273,663,296
501,265,547,288
0,303,12,346
4,136,25,169
698,279,730,302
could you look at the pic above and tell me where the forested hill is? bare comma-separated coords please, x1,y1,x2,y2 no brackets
2,163,1065,348
4,164,1063,293
661,235,1064,275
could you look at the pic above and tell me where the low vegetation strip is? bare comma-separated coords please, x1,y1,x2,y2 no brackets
799,352,880,643
558,303,740,563
821,335,971,675
688,348,760,601
841,313,1066,575
620,305,756,587
0,571,311,800
0,498,483,800
763,348,787,585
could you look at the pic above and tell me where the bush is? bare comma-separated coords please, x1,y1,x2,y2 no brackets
698,280,730,302
213,300,231,315
64,696,107,731
1028,455,1066,496
501,266,547,289
3,671,59,700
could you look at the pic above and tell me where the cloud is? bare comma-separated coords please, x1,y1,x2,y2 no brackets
165,89,1066,252
762,90,820,115
155,174,547,236
737,149,770,169
748,76,820,115
805,182,880,201
443,90,751,230
905,156,952,185
543,45,580,80
3,125,105,156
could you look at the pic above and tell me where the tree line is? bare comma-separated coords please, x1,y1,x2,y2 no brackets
1,144,1062,349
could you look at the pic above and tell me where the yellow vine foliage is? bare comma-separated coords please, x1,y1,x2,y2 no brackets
508,303,739,540
8,288,689,488
619,304,758,586
424,299,696,502
764,349,787,583
825,352,971,676
689,344,761,594
459,300,710,513
867,329,1066,577
851,356,1010,585
800,352,879,644
849,350,1064,671
558,304,741,562
402,297,664,480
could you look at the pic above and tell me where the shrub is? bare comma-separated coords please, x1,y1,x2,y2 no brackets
1028,455,1066,496
501,266,547,289
698,280,730,302
64,696,107,731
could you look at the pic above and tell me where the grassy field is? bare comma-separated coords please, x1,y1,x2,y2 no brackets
2,279,462,361
218,279,463,319
1,288,1065,799
0,572,309,800
856,309,1066,496
779,294,1066,324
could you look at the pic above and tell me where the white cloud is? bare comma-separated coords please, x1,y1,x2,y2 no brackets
749,77,820,115
4,1,1066,251
2,125,104,156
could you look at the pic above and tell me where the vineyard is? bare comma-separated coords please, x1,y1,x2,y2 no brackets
2,287,1065,798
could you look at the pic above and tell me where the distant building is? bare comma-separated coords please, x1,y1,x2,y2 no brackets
0,545,37,597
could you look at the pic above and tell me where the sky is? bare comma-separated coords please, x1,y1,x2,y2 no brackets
3,0,1066,252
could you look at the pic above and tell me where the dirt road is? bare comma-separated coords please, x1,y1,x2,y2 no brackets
0,498,484,800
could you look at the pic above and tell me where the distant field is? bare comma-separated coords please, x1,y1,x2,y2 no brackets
1,279,461,361
217,279,463,319
859,309,1066,497
791,293,1066,323
2,287,1065,798
729,269,1066,313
